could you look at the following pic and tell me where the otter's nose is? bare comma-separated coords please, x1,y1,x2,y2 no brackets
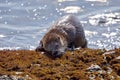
52,51,63,58
52,51,58,56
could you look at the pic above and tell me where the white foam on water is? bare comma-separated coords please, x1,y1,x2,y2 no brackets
0,34,6,38
85,30,98,36
29,46,36,50
0,24,41,31
102,32,117,38
60,6,83,13
0,47,21,50
86,0,107,2
57,0,77,2
0,45,36,50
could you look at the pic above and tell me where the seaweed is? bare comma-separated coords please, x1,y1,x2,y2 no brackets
0,48,120,80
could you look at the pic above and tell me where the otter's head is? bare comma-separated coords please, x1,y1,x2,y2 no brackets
36,33,67,58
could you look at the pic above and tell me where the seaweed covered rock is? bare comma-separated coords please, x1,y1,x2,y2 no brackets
0,48,120,80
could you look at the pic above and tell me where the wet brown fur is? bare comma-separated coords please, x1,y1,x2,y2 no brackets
36,15,87,57
43,28,68,45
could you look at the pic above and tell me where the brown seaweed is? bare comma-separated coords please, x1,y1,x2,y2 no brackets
0,48,120,80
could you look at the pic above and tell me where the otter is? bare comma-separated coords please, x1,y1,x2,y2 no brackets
36,15,87,58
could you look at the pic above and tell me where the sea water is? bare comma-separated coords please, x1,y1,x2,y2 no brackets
0,0,120,50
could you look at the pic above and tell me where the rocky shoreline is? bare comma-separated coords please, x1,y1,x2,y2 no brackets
0,48,120,80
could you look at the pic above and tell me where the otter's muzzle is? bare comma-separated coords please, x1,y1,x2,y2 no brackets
52,51,63,58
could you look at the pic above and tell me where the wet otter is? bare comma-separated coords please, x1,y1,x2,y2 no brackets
36,15,87,58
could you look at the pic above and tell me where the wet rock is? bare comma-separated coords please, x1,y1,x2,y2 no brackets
103,51,115,55
116,56,120,60
0,75,12,80
87,64,101,71
0,75,24,80
89,12,120,26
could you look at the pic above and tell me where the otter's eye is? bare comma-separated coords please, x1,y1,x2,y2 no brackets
57,36,60,40
56,44,58,47
55,44,59,48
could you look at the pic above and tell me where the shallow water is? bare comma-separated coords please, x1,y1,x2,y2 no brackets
0,0,120,50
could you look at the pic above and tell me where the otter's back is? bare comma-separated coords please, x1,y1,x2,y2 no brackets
51,15,86,48
57,15,86,47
